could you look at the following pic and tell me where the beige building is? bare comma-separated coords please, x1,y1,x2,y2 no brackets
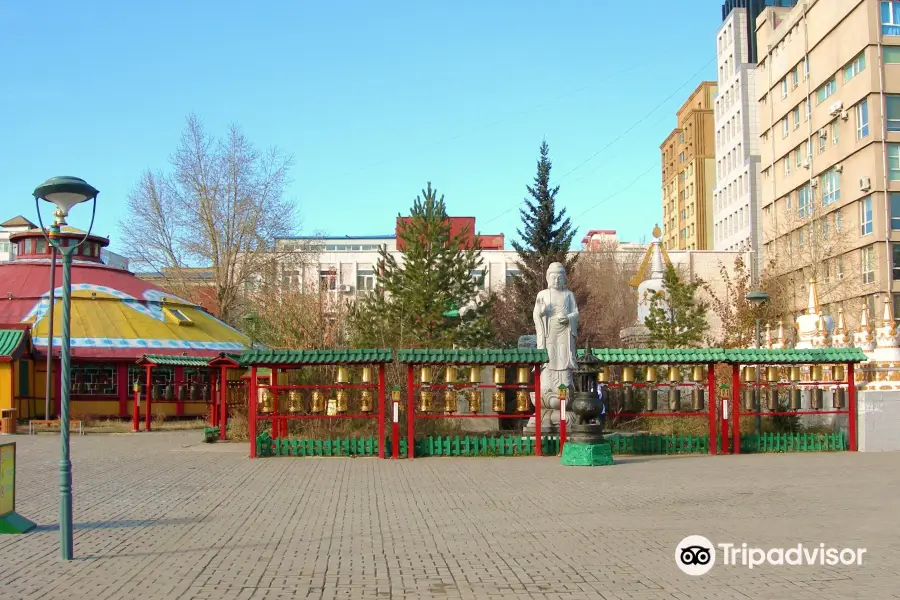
756,0,900,325
661,81,718,251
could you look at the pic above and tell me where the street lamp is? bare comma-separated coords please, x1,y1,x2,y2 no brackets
745,290,770,435
33,176,99,561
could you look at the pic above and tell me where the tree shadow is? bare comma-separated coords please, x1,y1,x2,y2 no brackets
32,516,203,532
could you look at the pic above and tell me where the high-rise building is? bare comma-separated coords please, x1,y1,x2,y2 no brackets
756,0,900,323
721,0,800,63
661,81,718,251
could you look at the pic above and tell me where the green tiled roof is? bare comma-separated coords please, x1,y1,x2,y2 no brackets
239,349,393,365
397,349,548,364
137,354,214,367
724,348,868,364
578,348,729,364
0,330,26,359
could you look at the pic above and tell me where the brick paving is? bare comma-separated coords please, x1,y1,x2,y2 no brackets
0,431,899,599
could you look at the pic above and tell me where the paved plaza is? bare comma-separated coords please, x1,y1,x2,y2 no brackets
1,432,899,599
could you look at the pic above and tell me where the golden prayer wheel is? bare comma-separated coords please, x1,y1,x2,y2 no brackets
622,386,634,412
420,366,432,384
743,366,757,382
492,390,504,412
767,389,779,411
361,366,372,383
597,367,610,383
443,389,457,414
668,366,681,382
790,388,802,410
647,389,658,411
516,367,529,385
833,388,846,409
287,390,302,413
621,367,635,384
336,366,349,384
766,366,780,383
516,390,530,412
359,390,373,413
668,388,680,411
812,388,824,410
810,365,824,382
493,367,506,385
445,366,458,384
743,388,756,411
418,389,433,413
260,389,274,413
469,367,480,384
467,389,481,413
692,388,705,411
789,366,802,382
833,365,846,381
311,389,325,413
646,366,658,382
336,390,349,413
691,365,705,382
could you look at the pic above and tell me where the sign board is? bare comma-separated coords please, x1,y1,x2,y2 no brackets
0,442,36,534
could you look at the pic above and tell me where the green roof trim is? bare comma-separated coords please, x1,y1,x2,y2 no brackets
397,349,548,364
136,354,214,367
578,348,729,363
0,330,27,361
576,347,868,364
239,349,393,365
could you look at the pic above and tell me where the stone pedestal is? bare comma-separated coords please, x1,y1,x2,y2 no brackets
857,390,900,451
561,442,614,466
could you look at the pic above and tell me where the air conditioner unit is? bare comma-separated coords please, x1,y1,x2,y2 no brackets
840,110,849,121
810,179,818,188
338,284,352,292
860,176,872,191
828,102,843,117
819,128,828,139
802,160,810,169
833,163,843,173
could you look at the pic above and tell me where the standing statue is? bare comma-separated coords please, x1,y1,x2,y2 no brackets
529,262,578,429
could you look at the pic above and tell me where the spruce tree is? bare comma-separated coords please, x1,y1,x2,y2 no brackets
347,182,494,349
502,140,581,342
643,264,709,348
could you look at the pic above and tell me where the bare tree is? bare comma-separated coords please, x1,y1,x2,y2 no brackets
121,113,298,324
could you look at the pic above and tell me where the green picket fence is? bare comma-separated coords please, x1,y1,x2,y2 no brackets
252,431,846,458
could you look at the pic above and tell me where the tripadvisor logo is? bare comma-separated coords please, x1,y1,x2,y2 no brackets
675,536,867,575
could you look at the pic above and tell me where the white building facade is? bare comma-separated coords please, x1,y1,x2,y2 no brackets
713,6,764,275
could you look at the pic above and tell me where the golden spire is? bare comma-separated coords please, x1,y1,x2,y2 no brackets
883,296,895,328
806,278,820,315
629,225,673,288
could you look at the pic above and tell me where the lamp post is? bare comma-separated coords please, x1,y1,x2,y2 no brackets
33,176,99,561
745,290,770,435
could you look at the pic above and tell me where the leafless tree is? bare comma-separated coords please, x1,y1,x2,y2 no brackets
121,113,299,324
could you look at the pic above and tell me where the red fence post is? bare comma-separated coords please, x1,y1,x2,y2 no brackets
249,366,258,459
707,362,716,456
534,365,542,457
848,362,857,452
144,365,153,432
378,365,386,459
219,366,228,440
731,364,741,455
132,385,140,432
406,364,415,459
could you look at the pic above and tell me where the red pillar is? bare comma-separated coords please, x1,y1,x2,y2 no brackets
209,373,217,427
707,362,716,456
145,365,153,432
249,366,259,458
174,366,184,417
271,368,280,439
848,362,857,452
132,385,140,432
534,365,542,457
731,364,741,454
406,364,415,459
219,366,228,440
377,365,386,459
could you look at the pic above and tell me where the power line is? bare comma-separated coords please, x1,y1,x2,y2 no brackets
571,162,659,222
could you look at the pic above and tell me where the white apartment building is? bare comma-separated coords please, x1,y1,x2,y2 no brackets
713,6,765,272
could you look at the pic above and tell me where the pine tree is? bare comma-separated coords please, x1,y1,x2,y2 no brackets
499,140,582,343
644,264,709,348
347,182,494,349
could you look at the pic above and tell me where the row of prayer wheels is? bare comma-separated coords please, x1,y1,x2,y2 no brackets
415,366,532,414
597,365,708,383
741,365,846,382
742,387,846,410
258,366,376,414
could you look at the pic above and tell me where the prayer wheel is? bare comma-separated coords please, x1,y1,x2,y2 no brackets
597,367,610,383
767,366,780,382
790,388,802,410
668,388,680,411
336,390,349,413
622,386,634,412
833,365,846,381
361,366,373,383
646,366,658,382
810,365,824,382
516,367,529,385
360,390,373,413
833,387,846,409
468,389,481,414
287,390,302,413
420,366,432,384
516,390,530,413
493,367,505,385
337,366,350,384
789,366,802,382
621,367,635,384
260,389,274,413
311,390,325,413
445,366,458,384
492,390,504,413
812,388,824,410
646,388,658,412
743,366,757,382
443,389,457,414
692,387,705,411
419,389,433,413
165,384,175,401
767,388,779,411
668,366,681,382
691,366,705,382
469,367,480,384
178,384,188,401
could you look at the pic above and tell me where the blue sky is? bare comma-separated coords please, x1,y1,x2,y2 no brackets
0,0,723,256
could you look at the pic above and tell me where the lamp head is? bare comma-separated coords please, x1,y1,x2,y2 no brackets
745,290,770,307
33,176,99,225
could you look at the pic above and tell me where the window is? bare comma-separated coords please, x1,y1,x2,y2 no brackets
836,209,843,232
505,268,520,282
862,245,877,284
679,151,685,162
804,98,810,121
471,269,485,289
888,96,900,131
782,119,789,138
885,46,900,63
793,106,801,129
821,170,841,205
319,269,337,291
883,1,900,35
796,147,802,168
819,132,826,153
857,100,869,139
861,196,873,235
356,268,375,292
893,244,900,280
798,184,812,218
784,157,791,176
803,57,809,79
844,52,866,81
792,67,799,88
832,120,839,144
816,78,837,104
892,193,900,229
823,217,830,239
890,144,900,180
781,78,788,98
